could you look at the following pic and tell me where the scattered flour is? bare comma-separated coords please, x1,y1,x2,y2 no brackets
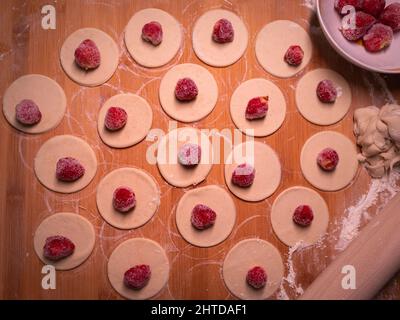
335,171,400,251
278,241,306,300
301,0,316,11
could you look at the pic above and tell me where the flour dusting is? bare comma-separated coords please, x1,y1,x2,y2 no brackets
278,241,305,300
301,0,316,11
335,171,400,251
372,73,398,104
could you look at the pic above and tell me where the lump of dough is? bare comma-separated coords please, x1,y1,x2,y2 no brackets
353,104,400,178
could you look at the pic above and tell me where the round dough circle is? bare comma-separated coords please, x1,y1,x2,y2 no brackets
60,28,119,86
124,8,182,68
300,131,359,191
2,74,66,134
107,238,169,300
96,168,160,230
34,135,97,193
176,185,236,247
230,78,286,137
224,141,281,202
192,9,248,67
97,94,153,148
296,68,352,125
271,186,330,247
157,127,213,187
33,212,95,270
255,20,312,78
159,63,218,122
222,239,284,300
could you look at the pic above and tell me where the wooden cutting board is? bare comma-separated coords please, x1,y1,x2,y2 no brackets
1,0,399,299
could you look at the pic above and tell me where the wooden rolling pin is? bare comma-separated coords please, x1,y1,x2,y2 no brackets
301,192,400,300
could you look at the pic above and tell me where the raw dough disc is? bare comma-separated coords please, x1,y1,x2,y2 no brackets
300,131,359,191
34,135,97,193
124,8,182,68
97,93,153,148
296,68,352,125
175,185,236,247
2,74,66,134
159,63,218,122
222,239,284,300
224,141,281,202
230,78,286,137
157,127,213,187
107,238,169,300
33,212,95,270
96,168,160,230
60,28,119,86
255,20,312,78
271,186,329,247
192,9,248,67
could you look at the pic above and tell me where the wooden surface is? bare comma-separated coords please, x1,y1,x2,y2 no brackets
0,0,400,300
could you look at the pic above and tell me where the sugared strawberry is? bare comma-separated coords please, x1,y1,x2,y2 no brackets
175,78,198,102
212,18,234,43
56,157,85,182
334,0,363,14
341,11,376,41
74,39,101,70
246,266,267,289
232,163,255,187
142,21,163,46
380,3,400,32
113,186,136,213
317,148,340,171
293,205,314,227
15,99,42,125
43,235,75,261
245,96,269,120
316,80,338,103
284,45,304,66
105,106,127,131
124,264,151,290
191,204,217,230
361,0,386,18
178,143,201,167
363,23,393,52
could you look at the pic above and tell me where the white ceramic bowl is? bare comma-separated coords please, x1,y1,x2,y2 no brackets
316,0,400,74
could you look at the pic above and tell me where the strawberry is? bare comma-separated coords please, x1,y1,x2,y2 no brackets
246,266,267,289
142,21,163,46
15,99,42,125
56,157,85,182
74,39,101,70
212,18,234,43
43,235,75,261
293,205,314,227
232,163,255,187
124,264,151,289
245,96,269,120
317,148,340,171
104,106,127,131
113,186,136,213
191,204,217,230
175,78,198,102
284,45,304,66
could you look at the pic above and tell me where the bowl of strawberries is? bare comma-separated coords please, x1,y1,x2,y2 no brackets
317,0,400,73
